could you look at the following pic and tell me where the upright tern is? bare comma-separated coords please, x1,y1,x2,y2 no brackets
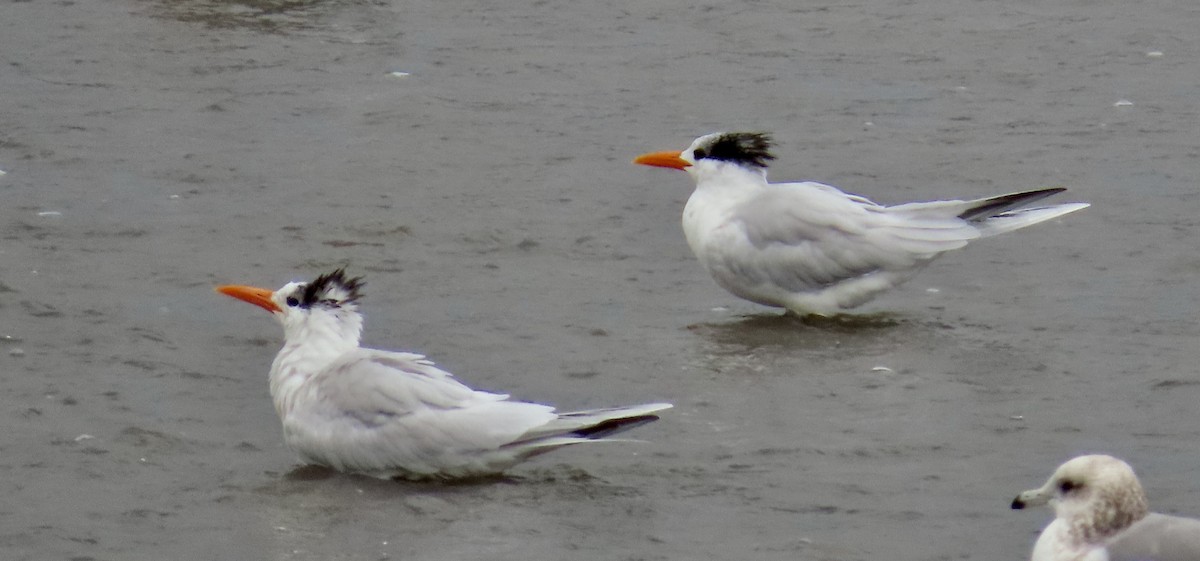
216,269,671,480
634,132,1089,316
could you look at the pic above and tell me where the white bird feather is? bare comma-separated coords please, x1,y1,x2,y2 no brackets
1012,454,1200,561
634,132,1089,316
218,269,671,480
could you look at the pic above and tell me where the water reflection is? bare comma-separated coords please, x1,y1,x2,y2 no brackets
689,312,916,355
248,464,655,559
143,0,361,33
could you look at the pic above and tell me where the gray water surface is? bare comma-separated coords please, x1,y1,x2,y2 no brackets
2,0,1199,559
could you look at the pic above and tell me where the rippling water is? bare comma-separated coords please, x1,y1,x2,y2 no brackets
2,0,1198,559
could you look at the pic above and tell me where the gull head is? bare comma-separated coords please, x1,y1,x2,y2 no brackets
1012,454,1150,541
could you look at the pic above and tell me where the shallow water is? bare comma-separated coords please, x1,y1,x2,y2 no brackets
3,0,1200,559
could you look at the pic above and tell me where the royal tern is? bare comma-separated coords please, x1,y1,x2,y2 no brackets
1012,455,1200,561
634,132,1089,316
216,269,672,480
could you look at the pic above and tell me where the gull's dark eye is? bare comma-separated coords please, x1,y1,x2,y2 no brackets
693,148,708,160
286,297,300,307
1059,480,1077,493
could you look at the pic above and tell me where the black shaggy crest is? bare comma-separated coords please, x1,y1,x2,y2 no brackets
301,268,365,308
696,132,775,169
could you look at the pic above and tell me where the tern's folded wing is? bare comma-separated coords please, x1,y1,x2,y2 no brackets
283,350,557,475
718,184,978,291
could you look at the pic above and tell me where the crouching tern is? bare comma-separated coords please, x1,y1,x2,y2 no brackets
1012,454,1200,561
634,132,1089,316
216,269,671,480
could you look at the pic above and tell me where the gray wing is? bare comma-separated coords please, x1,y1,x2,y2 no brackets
1105,513,1200,561
284,350,557,474
714,182,979,291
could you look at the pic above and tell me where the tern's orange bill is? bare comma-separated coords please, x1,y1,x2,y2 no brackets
216,285,281,313
633,150,689,170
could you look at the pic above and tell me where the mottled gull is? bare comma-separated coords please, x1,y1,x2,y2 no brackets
1012,454,1200,561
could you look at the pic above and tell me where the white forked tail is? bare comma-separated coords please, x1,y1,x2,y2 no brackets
953,187,1089,237
507,403,673,457
891,187,1089,238
972,202,1090,237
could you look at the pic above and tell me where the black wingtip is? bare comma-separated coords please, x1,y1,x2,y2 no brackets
572,415,661,440
958,187,1068,221
1011,496,1026,510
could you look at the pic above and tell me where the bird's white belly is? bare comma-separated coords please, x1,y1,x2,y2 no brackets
683,208,791,308
683,207,909,315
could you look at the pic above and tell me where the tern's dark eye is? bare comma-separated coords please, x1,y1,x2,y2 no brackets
693,148,708,160
1059,480,1078,493
286,297,300,307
